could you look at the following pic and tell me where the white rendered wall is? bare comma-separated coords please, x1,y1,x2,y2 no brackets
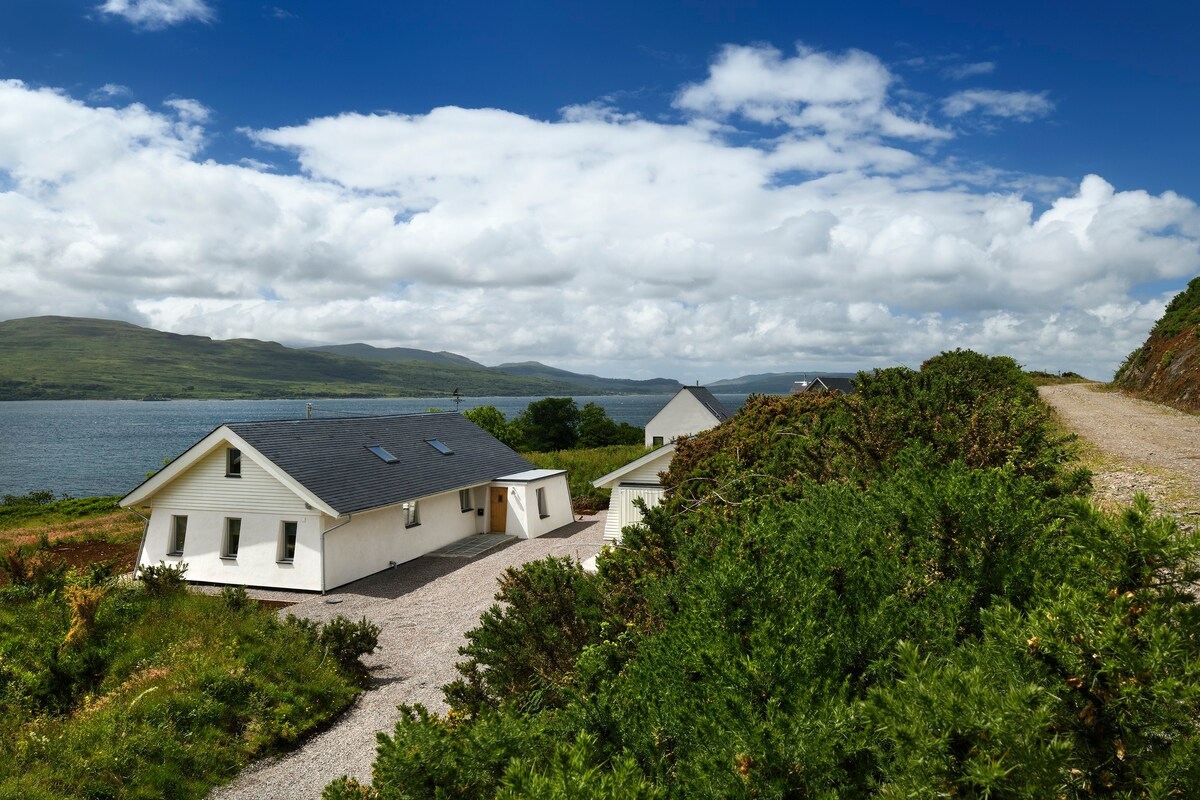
494,475,573,539
139,447,322,590
645,392,720,446
141,507,324,591
322,489,479,590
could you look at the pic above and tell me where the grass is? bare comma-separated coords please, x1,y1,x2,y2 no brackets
0,582,364,800
523,444,651,513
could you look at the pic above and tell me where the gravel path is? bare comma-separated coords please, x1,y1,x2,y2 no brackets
207,514,607,800
1039,383,1200,515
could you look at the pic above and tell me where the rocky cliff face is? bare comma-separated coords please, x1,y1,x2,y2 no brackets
1114,276,1200,411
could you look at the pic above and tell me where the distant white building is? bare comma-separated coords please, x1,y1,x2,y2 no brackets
594,386,731,546
120,413,573,592
643,385,730,447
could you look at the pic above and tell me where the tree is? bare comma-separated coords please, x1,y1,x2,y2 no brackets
463,405,524,450
576,402,641,447
517,398,580,452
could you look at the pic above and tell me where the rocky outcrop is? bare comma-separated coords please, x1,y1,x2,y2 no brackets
1114,276,1200,411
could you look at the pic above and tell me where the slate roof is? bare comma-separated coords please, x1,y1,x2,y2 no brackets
801,376,857,395
682,386,731,421
226,412,534,516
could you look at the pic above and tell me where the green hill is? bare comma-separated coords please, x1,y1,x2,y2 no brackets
307,343,487,369
489,361,682,394
0,316,580,400
1113,276,1200,410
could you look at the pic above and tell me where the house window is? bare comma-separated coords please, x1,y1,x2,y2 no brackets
223,518,241,558
652,436,664,447
460,489,473,513
278,521,298,563
537,487,549,519
226,448,242,477
426,439,454,455
404,501,420,528
169,515,187,555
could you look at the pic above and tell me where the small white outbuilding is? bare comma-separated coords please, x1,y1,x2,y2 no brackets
120,412,573,592
595,386,731,546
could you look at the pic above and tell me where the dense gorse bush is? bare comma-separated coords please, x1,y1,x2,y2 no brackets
328,350,1200,799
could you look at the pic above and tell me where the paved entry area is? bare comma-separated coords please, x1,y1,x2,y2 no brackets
427,532,518,558
208,513,606,800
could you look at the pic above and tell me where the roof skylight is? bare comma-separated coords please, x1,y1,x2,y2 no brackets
367,445,399,463
426,439,454,455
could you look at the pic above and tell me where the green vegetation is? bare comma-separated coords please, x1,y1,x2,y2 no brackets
0,493,121,531
0,316,583,400
0,558,377,799
327,350,1200,799
523,445,649,513
1025,369,1090,385
467,400,643,453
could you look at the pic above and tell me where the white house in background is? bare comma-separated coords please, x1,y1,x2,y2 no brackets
593,386,732,546
644,385,731,447
120,412,573,592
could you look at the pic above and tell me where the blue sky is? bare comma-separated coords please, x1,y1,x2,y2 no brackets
1,0,1198,381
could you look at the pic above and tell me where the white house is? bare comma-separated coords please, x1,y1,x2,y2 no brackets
120,412,574,592
644,385,730,447
594,386,731,546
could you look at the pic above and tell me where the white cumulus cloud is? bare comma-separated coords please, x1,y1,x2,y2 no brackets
0,45,1195,383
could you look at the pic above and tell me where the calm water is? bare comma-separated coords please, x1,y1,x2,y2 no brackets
0,395,749,498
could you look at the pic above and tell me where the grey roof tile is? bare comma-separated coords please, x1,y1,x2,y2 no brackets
227,412,533,515
682,386,731,421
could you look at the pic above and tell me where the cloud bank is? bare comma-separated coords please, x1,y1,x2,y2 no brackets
0,43,1197,382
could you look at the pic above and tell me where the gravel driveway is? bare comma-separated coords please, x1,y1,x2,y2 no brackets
1040,383,1200,515
208,513,606,800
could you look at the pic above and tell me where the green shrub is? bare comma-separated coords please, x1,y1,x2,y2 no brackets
221,584,252,612
318,615,381,683
446,556,604,716
138,560,188,596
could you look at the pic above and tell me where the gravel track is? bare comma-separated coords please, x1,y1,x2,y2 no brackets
207,514,606,800
1039,383,1200,515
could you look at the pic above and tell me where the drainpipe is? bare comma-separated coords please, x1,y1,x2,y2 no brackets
127,506,151,581
319,513,353,595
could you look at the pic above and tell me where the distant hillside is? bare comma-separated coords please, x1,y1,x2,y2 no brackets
708,371,857,394
1113,276,1200,410
0,317,580,400
308,343,486,369
491,361,682,395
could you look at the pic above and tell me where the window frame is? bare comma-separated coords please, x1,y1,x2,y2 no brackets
404,500,421,528
459,488,473,513
168,514,187,556
651,436,664,447
226,448,242,477
536,487,549,519
222,517,242,559
278,520,298,563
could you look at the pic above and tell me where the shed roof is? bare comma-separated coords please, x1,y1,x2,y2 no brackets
222,412,534,515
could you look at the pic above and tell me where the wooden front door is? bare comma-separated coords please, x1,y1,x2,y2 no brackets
490,488,507,533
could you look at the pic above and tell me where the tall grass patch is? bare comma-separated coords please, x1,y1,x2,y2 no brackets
0,577,364,799
523,444,649,512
